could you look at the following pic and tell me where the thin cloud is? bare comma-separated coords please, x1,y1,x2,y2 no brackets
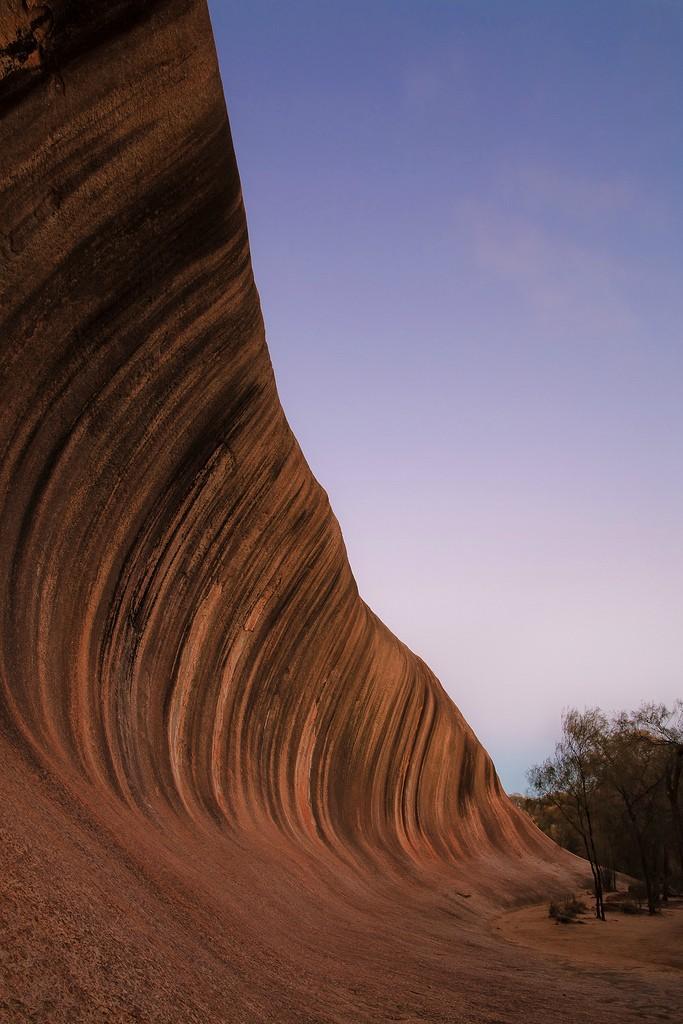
513,163,637,218
455,197,639,339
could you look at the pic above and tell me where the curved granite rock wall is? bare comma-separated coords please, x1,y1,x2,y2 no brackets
7,7,648,1023
0,0,550,880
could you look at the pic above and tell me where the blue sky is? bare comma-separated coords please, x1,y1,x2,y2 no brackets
208,1,683,792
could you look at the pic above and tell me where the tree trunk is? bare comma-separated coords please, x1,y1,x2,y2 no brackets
665,751,683,881
624,799,657,914
583,799,605,920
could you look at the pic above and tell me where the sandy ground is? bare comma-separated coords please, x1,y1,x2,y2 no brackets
496,894,683,974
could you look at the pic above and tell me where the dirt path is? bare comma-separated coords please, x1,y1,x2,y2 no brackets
495,895,683,975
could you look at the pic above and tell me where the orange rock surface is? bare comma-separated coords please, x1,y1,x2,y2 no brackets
1,3,680,1021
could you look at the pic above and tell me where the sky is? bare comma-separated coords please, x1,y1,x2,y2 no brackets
207,1,683,793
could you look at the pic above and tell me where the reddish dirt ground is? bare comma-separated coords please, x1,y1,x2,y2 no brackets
497,896,683,975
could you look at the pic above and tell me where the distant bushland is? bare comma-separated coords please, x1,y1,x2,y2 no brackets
512,701,683,918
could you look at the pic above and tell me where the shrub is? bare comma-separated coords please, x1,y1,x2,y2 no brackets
548,895,586,923
564,897,588,916
626,882,658,911
620,899,640,915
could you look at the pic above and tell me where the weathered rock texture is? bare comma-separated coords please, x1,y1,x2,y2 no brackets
2,4,679,1022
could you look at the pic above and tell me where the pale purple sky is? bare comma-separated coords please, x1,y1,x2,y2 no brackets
208,1,683,792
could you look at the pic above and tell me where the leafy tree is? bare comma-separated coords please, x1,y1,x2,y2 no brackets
597,715,667,915
634,701,683,878
510,793,583,856
528,709,607,920
525,701,683,916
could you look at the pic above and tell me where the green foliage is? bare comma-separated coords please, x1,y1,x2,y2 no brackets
525,702,683,917
511,793,584,856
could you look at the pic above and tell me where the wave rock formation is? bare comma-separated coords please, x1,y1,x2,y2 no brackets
2,4,666,1023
